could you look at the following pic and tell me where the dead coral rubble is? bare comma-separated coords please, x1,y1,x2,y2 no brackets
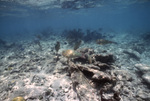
66,48,121,101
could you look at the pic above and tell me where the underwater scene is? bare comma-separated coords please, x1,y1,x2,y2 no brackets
0,0,150,101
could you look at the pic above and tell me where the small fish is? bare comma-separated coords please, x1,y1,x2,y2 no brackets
74,40,82,50
55,41,60,52
87,55,92,64
96,39,117,45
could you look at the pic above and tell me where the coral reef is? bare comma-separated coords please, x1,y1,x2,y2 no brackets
40,28,54,38
66,48,121,101
62,28,104,45
74,40,82,50
62,28,84,45
0,30,150,101
34,28,54,41
84,29,104,42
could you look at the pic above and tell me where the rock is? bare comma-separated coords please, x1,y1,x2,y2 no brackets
142,72,150,84
123,50,140,61
135,64,150,72
41,89,54,100
136,89,150,100
79,48,95,55
10,69,20,74
94,62,112,71
94,54,114,63
113,82,123,92
31,75,46,86
111,70,133,81
0,91,9,101
0,81,16,93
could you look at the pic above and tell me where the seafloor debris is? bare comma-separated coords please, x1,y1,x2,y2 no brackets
62,48,121,101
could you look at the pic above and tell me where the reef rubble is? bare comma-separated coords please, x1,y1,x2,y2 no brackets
0,33,150,101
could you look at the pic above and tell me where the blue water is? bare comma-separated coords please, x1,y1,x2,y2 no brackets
0,1,150,100
0,0,150,41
